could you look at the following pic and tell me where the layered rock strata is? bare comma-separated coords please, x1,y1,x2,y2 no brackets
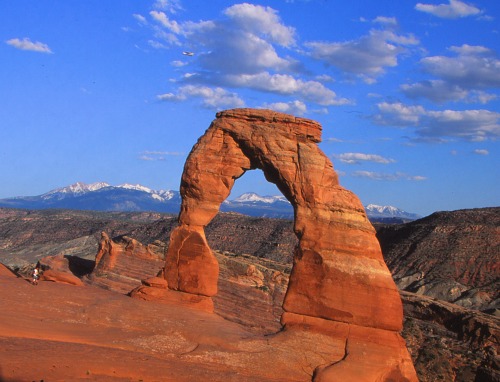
90,232,165,293
161,108,417,380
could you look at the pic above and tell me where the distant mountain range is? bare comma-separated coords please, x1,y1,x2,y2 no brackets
0,182,421,222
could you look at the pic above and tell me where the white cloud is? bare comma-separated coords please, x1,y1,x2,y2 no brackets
223,72,350,105
171,60,188,67
139,155,159,161
401,80,468,103
133,13,147,24
449,44,491,55
415,0,481,19
473,149,489,155
144,150,184,155
157,85,245,110
373,102,500,141
423,109,500,141
146,3,350,110
261,100,307,115
153,0,182,13
373,102,425,126
6,37,52,53
197,31,293,75
401,45,500,103
315,74,334,82
150,10,181,33
139,150,184,160
325,137,343,143
305,29,419,83
352,171,427,181
420,45,500,88
223,3,296,47
373,16,398,26
148,40,168,49
333,153,395,164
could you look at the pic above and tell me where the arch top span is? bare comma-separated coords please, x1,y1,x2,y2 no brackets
215,108,323,143
165,108,402,332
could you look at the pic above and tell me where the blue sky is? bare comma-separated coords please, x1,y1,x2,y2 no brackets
1,0,499,216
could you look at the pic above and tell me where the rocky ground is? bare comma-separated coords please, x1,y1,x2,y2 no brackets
0,207,499,381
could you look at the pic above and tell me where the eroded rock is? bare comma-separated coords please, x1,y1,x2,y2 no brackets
161,108,417,380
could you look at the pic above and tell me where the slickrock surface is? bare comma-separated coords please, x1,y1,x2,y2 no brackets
160,108,416,380
0,269,408,382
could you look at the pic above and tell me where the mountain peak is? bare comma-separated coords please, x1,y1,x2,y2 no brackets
42,182,110,199
365,204,421,219
233,192,289,204
118,183,153,194
1,182,421,221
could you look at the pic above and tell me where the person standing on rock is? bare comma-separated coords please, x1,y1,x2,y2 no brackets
31,266,40,285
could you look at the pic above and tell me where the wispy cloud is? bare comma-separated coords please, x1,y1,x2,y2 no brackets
6,37,52,53
415,0,481,19
352,171,427,181
261,100,307,115
157,85,245,110
133,13,147,24
150,10,181,33
473,149,489,155
373,102,500,142
305,29,419,83
138,150,185,161
373,16,398,26
222,73,351,105
324,137,344,143
153,0,183,13
333,153,395,164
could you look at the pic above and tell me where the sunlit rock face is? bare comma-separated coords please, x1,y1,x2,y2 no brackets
164,108,417,381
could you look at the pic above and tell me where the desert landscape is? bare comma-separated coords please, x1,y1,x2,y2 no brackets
0,205,499,381
1,109,499,382
3,1,499,380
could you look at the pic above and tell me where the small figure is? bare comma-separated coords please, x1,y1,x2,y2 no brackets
31,266,40,285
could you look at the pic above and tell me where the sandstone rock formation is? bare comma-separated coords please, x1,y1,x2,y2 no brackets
90,232,166,293
161,108,417,380
38,254,84,286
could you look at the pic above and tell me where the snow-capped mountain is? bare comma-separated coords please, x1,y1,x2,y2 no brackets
41,182,110,200
0,182,421,222
221,192,292,218
0,182,181,213
365,204,421,220
231,192,289,204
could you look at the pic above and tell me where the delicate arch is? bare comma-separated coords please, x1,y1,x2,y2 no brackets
164,108,403,331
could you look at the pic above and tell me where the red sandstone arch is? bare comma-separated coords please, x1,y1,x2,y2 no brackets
164,108,403,331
